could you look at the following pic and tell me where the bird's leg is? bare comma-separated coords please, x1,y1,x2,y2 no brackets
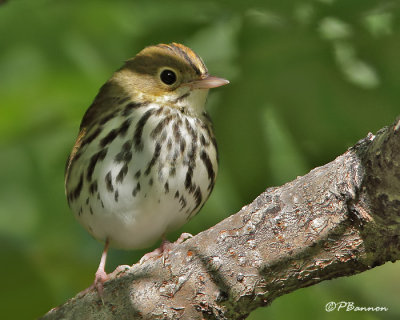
139,232,193,264
93,237,110,299
78,238,110,301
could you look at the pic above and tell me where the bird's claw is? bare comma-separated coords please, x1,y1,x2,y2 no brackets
139,232,194,264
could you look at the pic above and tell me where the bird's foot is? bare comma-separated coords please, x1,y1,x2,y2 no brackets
175,232,193,244
76,269,109,301
139,239,170,264
93,267,109,301
110,264,131,278
77,264,130,301
77,238,112,303
139,233,193,264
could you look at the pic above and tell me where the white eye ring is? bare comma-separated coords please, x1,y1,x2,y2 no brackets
159,68,180,86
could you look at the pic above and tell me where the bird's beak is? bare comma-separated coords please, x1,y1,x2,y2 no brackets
186,75,229,90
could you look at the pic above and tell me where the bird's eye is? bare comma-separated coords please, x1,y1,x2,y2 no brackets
160,69,177,85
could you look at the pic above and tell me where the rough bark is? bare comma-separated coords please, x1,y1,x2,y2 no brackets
42,116,400,320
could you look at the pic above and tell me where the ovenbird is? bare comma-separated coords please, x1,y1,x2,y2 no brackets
65,43,229,297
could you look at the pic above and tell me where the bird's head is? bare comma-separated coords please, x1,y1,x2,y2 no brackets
113,43,229,113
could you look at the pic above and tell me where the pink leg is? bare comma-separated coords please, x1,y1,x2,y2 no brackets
78,238,110,301
93,238,110,298
139,232,193,264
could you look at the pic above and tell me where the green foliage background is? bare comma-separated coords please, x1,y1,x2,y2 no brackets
1,0,399,319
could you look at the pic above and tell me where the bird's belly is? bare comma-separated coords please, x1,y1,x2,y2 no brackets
72,155,214,249
75,162,209,249
66,108,218,249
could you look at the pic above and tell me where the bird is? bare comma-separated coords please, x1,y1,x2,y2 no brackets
64,43,229,298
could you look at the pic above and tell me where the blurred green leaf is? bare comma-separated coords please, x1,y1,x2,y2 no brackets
262,106,309,185
319,17,353,40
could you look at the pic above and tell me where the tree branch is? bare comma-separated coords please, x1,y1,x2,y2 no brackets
42,116,400,320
